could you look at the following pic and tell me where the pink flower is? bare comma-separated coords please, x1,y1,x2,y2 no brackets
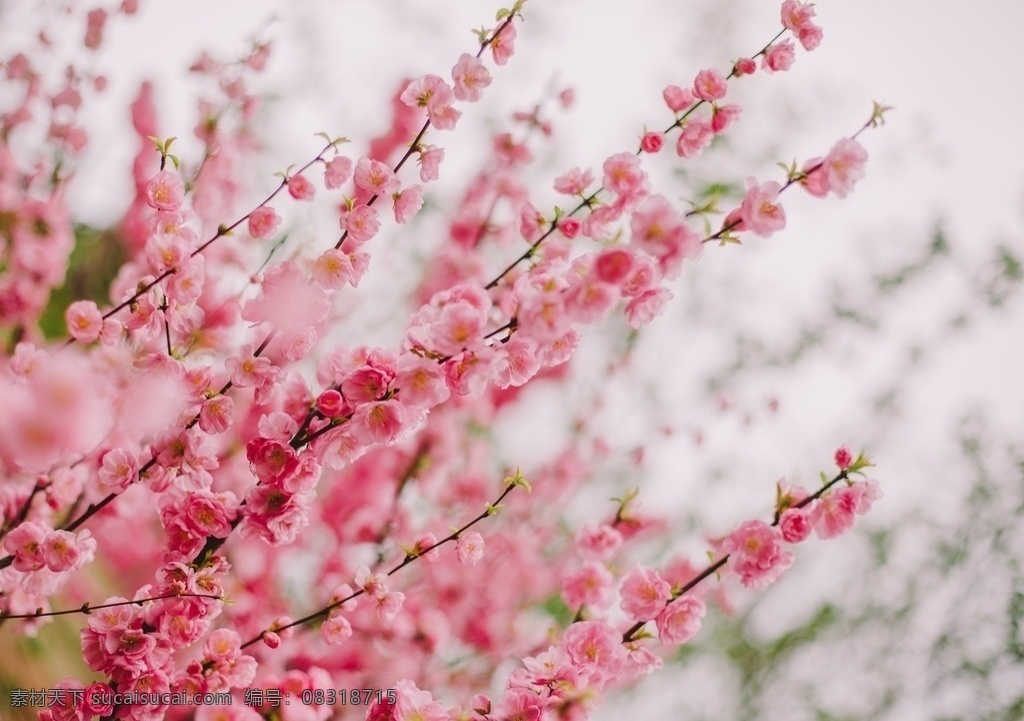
199,395,233,434
834,445,854,470
343,204,381,245
400,75,462,130
693,68,728,101
451,53,492,101
248,205,281,239
663,84,694,112
711,103,742,133
655,596,706,644
354,156,399,196
66,300,103,342
494,335,541,388
417,145,445,182
763,41,796,73
850,480,882,515
98,449,138,491
822,138,868,199
340,366,389,406
560,620,626,690
391,680,447,721
781,0,824,50
723,519,794,588
376,591,405,623
394,354,450,409
800,157,831,197
576,522,623,560
316,389,347,417
313,248,370,289
456,531,485,565
559,217,582,239
350,399,407,445
226,346,275,388
519,202,547,242
779,506,813,543
321,611,353,646
392,184,424,224
812,487,859,539
562,562,615,610
3,521,50,572
625,287,673,328
553,166,594,196
145,170,184,211
324,156,353,190
676,117,714,159
246,437,299,486
640,131,664,153
620,563,672,621
490,21,517,66
734,57,757,76
739,178,786,236
287,173,316,201
602,152,646,198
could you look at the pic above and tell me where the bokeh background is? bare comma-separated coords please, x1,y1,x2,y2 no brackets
2,0,1023,719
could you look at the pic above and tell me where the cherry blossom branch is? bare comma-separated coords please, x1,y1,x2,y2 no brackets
620,459,868,643
0,592,222,622
59,143,336,350
700,105,888,247
330,12,521,253
235,473,527,652
484,29,789,291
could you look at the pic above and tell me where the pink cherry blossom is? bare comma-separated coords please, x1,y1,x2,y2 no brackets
823,138,868,199
354,156,400,196
562,562,615,610
812,486,859,539
3,520,51,572
640,131,665,153
676,117,714,158
392,184,424,224
343,204,381,245
693,68,728,101
723,519,794,588
417,145,445,182
248,205,281,239
553,166,594,196
66,300,103,342
313,248,370,289
620,563,672,621
711,103,742,133
452,53,492,101
834,445,854,470
739,178,786,236
350,399,407,445
577,522,623,560
324,156,353,189
655,596,706,644
490,21,517,66
560,620,626,690
625,287,673,328
763,40,796,73
456,531,485,565
663,84,694,112
321,610,353,646
734,57,757,76
145,170,184,211
779,506,813,543
559,217,582,239
602,152,646,198
287,173,316,201
98,448,138,490
198,395,233,434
